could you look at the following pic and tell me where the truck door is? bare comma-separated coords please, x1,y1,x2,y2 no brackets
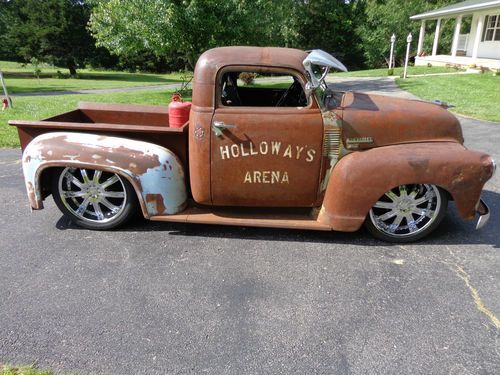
210,67,324,207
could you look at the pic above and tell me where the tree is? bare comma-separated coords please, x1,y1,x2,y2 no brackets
280,0,366,69
4,0,96,75
357,0,458,68
89,0,289,70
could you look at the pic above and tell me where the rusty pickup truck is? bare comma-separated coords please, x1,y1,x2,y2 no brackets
9,47,496,242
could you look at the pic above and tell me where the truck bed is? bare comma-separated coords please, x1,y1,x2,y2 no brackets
9,102,189,167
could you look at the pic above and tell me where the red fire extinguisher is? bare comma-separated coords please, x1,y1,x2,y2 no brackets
2,98,8,111
168,93,191,128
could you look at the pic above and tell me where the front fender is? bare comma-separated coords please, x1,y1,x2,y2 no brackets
318,142,494,231
22,132,187,218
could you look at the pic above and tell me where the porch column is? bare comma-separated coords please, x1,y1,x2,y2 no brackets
472,15,485,61
451,15,463,59
417,20,426,55
432,18,442,56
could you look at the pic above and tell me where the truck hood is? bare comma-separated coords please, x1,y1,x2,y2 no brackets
334,91,463,150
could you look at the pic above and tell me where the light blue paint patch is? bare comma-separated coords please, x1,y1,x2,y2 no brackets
138,150,187,216
20,132,188,215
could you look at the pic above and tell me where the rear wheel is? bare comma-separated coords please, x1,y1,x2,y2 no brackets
51,167,137,230
364,184,448,242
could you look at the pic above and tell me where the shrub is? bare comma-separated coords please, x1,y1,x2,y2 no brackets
239,72,257,85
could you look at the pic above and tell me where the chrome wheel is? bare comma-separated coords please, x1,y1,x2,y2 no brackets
57,167,129,225
366,184,447,242
59,168,127,223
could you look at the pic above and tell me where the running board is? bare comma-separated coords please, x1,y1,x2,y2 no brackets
150,207,332,231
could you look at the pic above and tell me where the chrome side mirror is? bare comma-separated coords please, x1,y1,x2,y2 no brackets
303,49,347,89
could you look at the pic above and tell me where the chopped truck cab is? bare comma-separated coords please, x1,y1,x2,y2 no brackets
9,47,496,242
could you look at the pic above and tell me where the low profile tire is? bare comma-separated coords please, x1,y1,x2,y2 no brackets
51,167,138,230
364,184,448,243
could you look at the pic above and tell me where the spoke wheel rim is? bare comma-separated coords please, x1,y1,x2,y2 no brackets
369,184,442,238
58,168,127,224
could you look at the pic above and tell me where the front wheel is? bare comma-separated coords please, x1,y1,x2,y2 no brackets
364,184,448,243
51,167,138,230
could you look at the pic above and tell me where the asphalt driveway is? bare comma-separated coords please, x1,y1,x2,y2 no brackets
0,87,499,373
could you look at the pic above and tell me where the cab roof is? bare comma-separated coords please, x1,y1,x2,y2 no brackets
193,46,309,84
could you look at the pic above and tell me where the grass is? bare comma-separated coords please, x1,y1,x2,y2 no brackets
333,65,464,77
0,60,187,93
1,364,54,375
0,88,188,147
396,73,500,122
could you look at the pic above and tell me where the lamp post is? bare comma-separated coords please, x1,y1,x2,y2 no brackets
403,33,412,79
389,34,396,70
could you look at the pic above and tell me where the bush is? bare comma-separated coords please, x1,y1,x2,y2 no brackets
239,72,257,85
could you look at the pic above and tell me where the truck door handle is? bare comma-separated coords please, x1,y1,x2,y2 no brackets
212,121,236,136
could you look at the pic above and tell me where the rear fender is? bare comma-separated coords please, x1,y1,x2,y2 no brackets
22,132,187,218
318,143,494,231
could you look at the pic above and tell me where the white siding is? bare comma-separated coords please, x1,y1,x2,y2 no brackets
466,8,500,59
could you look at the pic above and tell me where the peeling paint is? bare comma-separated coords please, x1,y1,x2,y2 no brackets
145,193,167,215
21,132,188,217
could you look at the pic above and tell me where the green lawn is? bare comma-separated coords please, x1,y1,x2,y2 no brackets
396,73,500,122
1,364,54,375
333,65,464,77
0,60,187,93
0,89,188,147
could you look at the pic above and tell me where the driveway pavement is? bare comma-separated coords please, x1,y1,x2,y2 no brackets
0,82,499,374
327,76,420,99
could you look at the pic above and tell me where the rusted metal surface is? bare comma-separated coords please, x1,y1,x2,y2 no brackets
336,92,464,150
192,47,308,109
10,102,189,169
210,106,324,207
318,142,495,231
190,49,313,206
151,206,332,231
49,102,171,126
188,109,212,205
8,47,496,236
22,132,187,217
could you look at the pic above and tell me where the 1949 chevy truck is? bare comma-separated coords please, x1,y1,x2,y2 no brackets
9,47,496,242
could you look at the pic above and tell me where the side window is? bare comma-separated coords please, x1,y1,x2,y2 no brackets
220,70,308,107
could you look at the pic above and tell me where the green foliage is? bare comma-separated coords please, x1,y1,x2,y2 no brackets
29,57,41,80
0,0,485,74
358,0,458,68
89,0,366,69
1,364,54,375
1,0,103,74
281,0,365,69
90,0,270,69
239,72,257,85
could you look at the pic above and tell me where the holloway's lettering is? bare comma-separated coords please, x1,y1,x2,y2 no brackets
219,141,316,162
243,170,289,184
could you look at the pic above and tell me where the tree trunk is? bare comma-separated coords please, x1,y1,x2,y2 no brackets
68,65,77,76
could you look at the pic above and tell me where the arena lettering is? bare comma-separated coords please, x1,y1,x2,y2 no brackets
243,170,289,184
220,141,316,162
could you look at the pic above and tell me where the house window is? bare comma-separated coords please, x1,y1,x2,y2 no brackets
483,15,500,41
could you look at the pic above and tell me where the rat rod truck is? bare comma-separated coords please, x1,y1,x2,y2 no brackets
9,47,496,242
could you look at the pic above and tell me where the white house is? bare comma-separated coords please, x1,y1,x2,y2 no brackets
410,0,500,69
